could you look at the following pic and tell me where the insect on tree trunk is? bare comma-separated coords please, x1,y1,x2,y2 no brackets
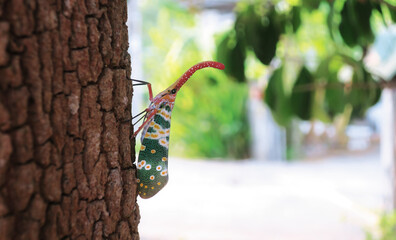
0,0,140,239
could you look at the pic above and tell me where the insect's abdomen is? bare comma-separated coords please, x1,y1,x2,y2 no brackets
136,107,172,198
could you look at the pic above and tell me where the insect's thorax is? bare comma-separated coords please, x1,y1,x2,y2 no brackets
142,101,174,143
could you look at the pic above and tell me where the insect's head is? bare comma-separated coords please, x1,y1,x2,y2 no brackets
151,81,179,110
160,81,180,100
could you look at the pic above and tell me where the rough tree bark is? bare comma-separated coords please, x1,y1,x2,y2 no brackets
0,0,140,239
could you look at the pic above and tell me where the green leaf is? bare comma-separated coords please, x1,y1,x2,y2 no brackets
291,7,301,33
321,57,346,117
290,67,314,120
339,1,359,47
265,67,292,126
339,0,374,47
326,76,346,116
348,64,381,118
250,18,280,65
355,0,374,43
216,31,246,82
236,6,281,65
389,5,396,22
372,2,387,25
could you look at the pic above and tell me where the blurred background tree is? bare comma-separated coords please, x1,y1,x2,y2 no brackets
218,0,394,123
217,0,396,157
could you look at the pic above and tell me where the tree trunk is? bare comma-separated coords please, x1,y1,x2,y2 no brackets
0,0,140,239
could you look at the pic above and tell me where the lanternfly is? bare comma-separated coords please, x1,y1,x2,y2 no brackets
132,61,225,198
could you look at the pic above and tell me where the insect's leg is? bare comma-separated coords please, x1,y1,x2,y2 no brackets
131,79,153,101
132,109,148,123
147,83,153,102
132,110,156,138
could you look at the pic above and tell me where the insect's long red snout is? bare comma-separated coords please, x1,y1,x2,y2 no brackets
175,61,225,89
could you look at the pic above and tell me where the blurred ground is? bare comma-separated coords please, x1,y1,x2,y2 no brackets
138,149,391,240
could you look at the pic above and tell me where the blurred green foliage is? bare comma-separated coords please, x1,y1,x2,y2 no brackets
366,211,396,240
138,0,396,159
139,0,250,159
217,0,396,127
